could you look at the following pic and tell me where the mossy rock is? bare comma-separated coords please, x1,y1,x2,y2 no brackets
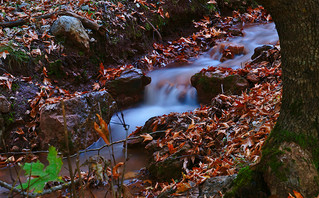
191,73,249,104
148,155,184,181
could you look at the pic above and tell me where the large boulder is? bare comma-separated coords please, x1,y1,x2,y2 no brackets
191,72,249,104
106,68,151,107
39,90,116,153
51,16,90,51
0,95,11,113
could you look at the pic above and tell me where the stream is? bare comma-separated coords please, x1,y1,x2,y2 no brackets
88,22,278,170
0,22,278,197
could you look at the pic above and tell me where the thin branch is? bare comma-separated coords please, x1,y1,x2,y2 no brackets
140,15,162,41
61,100,76,198
0,130,166,157
0,179,75,198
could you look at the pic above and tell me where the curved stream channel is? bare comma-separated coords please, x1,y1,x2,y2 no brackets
94,22,278,167
0,23,278,196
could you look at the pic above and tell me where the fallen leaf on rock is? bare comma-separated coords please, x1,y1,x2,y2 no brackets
140,134,153,142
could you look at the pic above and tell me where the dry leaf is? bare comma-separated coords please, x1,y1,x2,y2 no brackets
94,114,110,145
140,134,153,142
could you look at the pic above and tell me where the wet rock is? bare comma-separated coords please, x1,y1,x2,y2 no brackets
220,43,246,62
228,28,243,36
51,16,90,50
251,45,273,60
191,72,249,104
39,90,116,153
148,143,192,181
246,72,260,84
0,95,11,113
199,175,237,198
106,68,151,107
250,45,278,64
148,155,183,181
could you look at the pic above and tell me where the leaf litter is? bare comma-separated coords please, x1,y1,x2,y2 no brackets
0,3,283,197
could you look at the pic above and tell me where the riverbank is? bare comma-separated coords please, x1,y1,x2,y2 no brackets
0,1,276,197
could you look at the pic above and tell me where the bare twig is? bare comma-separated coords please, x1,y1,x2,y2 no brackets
0,179,76,198
0,130,166,157
76,152,84,198
139,15,162,41
119,112,129,197
61,100,76,198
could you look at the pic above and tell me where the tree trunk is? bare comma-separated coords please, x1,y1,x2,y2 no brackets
232,1,319,197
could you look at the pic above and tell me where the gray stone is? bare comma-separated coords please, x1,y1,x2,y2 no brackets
191,72,249,104
40,25,51,33
18,3,30,9
39,91,116,153
0,95,11,113
106,68,151,107
51,16,90,50
199,175,237,197
81,5,90,11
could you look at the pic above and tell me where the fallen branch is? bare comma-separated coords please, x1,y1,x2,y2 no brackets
0,10,102,32
0,130,166,157
139,15,162,41
0,180,75,198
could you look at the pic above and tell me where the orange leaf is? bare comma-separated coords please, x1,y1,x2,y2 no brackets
94,114,110,145
293,190,303,198
167,142,176,154
176,182,191,193
112,162,124,178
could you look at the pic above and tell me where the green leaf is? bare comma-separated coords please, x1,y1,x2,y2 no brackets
18,146,63,193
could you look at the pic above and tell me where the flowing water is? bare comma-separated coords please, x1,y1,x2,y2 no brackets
0,23,279,196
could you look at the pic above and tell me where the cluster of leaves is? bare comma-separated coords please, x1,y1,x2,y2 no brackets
97,63,133,87
0,0,170,60
101,0,169,32
132,51,282,196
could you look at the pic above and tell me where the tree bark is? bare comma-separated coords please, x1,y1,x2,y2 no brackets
232,0,319,197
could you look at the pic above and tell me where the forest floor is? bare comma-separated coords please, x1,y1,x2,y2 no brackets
0,0,294,197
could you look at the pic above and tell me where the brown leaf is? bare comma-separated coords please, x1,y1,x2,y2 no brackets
176,182,191,193
140,133,153,142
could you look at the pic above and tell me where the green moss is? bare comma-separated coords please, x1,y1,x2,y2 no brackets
3,112,15,126
224,166,253,198
0,42,30,71
11,83,19,92
48,59,65,78
262,125,319,178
